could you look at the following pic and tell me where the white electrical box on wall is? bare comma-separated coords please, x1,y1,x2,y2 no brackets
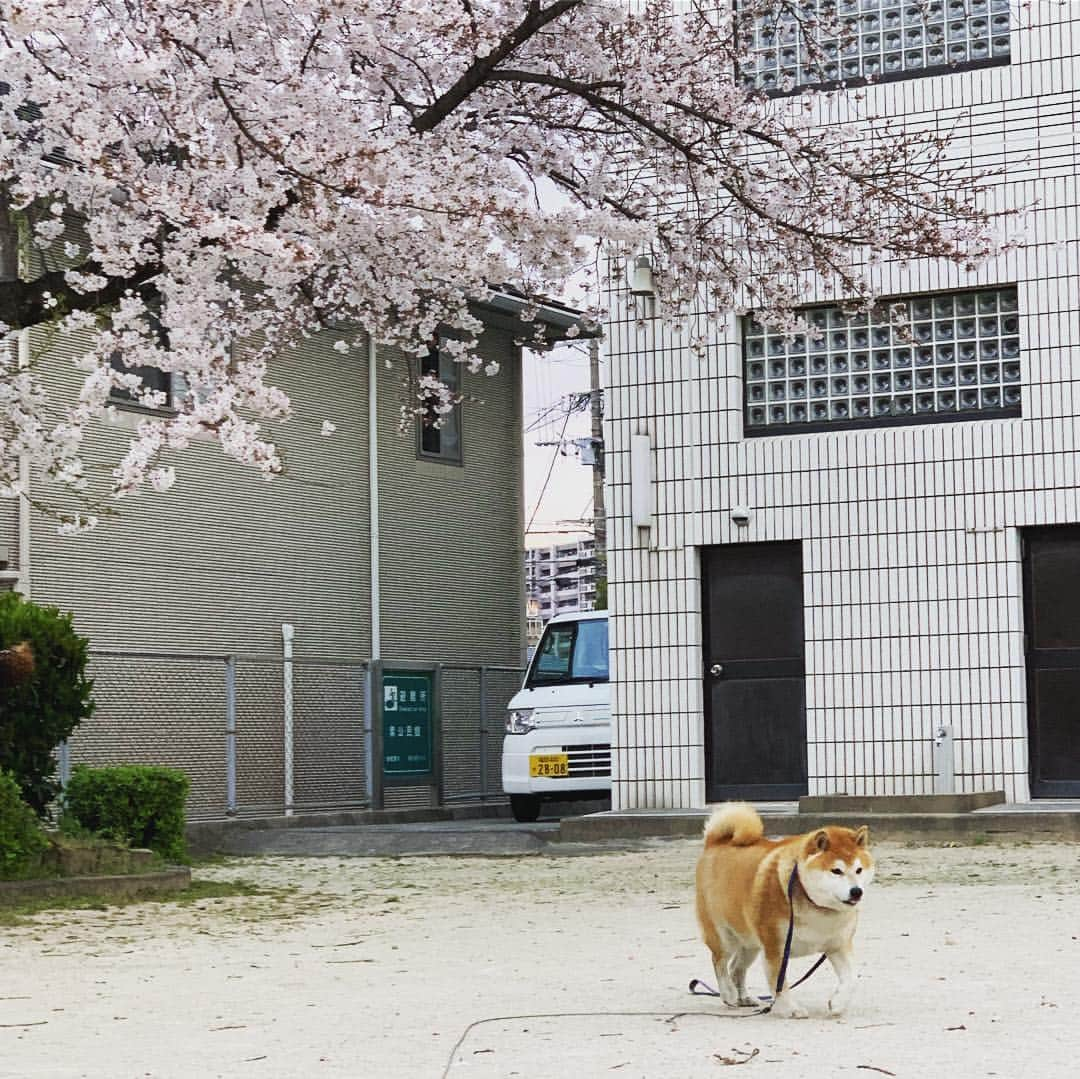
630,433,653,530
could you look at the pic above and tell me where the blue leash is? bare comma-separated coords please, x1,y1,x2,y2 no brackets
689,864,828,1015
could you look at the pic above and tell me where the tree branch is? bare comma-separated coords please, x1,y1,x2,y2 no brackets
411,0,585,133
0,259,160,330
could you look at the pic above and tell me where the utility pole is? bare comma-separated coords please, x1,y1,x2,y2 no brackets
589,335,607,608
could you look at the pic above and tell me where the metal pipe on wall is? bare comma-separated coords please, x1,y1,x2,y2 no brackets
16,329,31,596
368,335,381,661
225,655,237,815
281,622,295,816
366,335,381,804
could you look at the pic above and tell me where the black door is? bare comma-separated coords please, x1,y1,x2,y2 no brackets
1024,526,1080,797
702,542,807,801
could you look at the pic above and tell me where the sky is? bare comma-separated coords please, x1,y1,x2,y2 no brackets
516,173,605,550
522,341,597,548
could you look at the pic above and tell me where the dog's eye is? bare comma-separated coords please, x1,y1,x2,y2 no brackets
831,868,843,875
856,867,863,874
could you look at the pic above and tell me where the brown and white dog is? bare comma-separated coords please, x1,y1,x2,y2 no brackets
694,802,874,1018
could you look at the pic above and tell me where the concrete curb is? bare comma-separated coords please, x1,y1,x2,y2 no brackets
0,867,192,904
187,798,608,854
186,807,494,853
558,810,1080,843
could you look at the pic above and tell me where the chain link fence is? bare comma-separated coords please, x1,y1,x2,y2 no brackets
66,650,524,821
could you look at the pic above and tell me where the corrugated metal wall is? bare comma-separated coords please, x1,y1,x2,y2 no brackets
16,275,526,814
28,322,372,661
377,329,526,668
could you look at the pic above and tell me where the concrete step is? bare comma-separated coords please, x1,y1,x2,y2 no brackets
798,790,1005,814
558,805,1080,843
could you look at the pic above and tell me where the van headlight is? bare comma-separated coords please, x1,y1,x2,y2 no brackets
505,708,536,734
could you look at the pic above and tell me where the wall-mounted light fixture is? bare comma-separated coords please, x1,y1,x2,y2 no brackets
629,254,655,298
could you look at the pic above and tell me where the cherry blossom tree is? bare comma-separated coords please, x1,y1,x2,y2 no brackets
0,1,1011,524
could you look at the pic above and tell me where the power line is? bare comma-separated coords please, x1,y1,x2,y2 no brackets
524,390,592,435
525,406,571,536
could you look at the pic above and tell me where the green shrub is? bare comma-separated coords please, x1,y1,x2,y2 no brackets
0,770,48,879
64,765,190,863
0,592,94,814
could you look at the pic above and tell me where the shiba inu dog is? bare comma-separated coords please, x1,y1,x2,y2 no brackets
695,802,874,1018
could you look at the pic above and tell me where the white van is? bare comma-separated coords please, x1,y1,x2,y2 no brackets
501,610,610,822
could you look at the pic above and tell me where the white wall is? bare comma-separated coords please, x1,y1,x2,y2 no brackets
605,3,1078,808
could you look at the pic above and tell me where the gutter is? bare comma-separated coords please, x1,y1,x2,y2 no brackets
476,290,599,346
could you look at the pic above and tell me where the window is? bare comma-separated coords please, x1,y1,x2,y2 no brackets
108,355,174,411
744,286,1020,434
746,0,1010,93
107,300,175,412
417,344,462,462
526,617,609,688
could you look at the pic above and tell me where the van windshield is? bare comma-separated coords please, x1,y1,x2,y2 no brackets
527,618,608,687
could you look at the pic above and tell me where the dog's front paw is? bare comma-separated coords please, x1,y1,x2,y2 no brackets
828,987,854,1017
736,994,759,1008
770,998,808,1019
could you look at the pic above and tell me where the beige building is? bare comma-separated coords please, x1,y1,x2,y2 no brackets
2,237,582,816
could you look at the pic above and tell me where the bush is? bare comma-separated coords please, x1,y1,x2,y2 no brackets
0,770,48,878
63,765,190,862
0,592,94,814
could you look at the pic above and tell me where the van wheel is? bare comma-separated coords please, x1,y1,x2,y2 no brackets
510,794,542,823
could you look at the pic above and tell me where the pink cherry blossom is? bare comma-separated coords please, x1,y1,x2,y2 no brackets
0,1,1010,524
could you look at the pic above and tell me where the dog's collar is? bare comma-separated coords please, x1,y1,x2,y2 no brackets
789,864,831,912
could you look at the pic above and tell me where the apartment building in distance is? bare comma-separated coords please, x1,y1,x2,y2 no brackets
526,536,599,633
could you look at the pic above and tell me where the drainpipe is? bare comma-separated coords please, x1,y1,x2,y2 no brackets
365,335,380,804
368,335,381,661
16,329,30,597
281,622,295,817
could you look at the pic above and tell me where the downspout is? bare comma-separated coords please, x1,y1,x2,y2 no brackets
16,328,30,597
365,335,380,805
368,335,381,661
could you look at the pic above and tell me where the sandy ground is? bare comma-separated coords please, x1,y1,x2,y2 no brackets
2,838,1080,1079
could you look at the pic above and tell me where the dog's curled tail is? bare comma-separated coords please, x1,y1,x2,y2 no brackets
702,802,764,848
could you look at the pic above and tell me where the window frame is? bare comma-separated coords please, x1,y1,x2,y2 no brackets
525,617,609,689
416,343,464,465
107,354,177,415
741,0,1011,98
106,298,178,415
742,284,1022,438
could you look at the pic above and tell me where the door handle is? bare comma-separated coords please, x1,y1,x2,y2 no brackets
709,663,724,678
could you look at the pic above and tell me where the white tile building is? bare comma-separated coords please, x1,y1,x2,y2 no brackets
605,1,1078,809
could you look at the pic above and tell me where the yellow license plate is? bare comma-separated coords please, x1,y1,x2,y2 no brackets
529,754,569,778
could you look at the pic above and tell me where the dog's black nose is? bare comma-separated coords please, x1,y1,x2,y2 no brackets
849,886,863,901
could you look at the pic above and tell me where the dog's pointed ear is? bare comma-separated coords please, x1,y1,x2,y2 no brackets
854,825,869,848
811,829,829,852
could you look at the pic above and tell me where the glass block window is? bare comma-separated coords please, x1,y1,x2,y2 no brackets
744,287,1021,433
745,0,1011,93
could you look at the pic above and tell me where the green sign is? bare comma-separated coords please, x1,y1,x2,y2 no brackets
382,671,434,777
